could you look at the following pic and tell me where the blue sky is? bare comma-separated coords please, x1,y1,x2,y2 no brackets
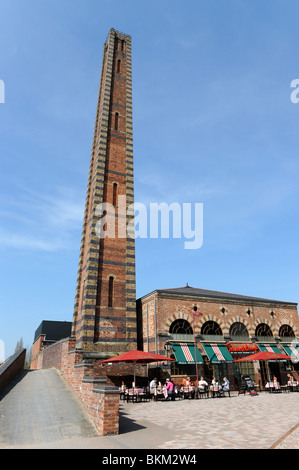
0,0,299,359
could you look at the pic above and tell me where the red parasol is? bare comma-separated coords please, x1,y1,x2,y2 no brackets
100,349,175,384
234,350,293,362
234,350,293,382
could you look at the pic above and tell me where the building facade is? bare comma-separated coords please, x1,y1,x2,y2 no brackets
137,285,299,389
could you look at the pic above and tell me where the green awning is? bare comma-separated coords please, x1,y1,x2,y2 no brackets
202,343,233,363
257,344,282,354
171,342,204,365
281,343,299,360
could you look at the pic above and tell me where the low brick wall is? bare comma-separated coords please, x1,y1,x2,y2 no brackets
81,377,120,435
0,348,26,391
31,338,120,436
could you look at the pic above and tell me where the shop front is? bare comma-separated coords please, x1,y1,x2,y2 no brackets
169,341,235,387
227,341,298,387
201,343,234,384
170,342,204,380
225,342,258,388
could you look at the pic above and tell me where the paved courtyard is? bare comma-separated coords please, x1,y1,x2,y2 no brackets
1,369,298,449
115,392,299,449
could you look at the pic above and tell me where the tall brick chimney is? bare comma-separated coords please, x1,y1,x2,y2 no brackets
72,29,137,357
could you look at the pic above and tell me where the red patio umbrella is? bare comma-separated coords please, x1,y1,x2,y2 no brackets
234,350,293,363
234,350,294,382
100,349,175,384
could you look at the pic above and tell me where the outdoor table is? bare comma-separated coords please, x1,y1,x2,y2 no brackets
154,387,167,401
125,387,146,403
265,382,281,393
180,386,195,399
287,381,299,392
209,385,223,398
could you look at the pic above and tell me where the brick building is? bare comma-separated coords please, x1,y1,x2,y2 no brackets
31,321,72,369
136,285,299,389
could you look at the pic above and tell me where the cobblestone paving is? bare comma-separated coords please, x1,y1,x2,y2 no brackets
119,392,299,449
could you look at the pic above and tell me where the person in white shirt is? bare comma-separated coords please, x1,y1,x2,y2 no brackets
149,378,158,399
195,376,208,398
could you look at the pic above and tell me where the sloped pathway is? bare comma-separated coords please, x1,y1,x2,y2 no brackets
0,368,99,447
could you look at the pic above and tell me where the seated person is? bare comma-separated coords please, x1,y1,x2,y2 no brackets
195,376,208,397
165,378,174,400
150,377,158,397
197,376,208,390
222,377,230,390
185,377,192,387
287,374,294,383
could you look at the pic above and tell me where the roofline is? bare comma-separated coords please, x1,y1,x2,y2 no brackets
137,286,298,307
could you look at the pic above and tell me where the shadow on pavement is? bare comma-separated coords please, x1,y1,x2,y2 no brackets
118,409,146,434
0,370,32,401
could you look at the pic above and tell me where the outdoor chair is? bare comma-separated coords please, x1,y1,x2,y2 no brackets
210,386,222,398
119,387,126,400
126,388,138,403
141,386,151,402
174,386,183,400
198,385,209,399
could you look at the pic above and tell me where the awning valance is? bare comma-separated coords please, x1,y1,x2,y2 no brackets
257,344,282,355
171,342,204,365
280,343,299,360
202,343,233,364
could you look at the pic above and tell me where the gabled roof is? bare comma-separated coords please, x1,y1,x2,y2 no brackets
138,285,297,306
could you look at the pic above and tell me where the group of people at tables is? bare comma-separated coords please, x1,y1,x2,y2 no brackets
120,377,229,400
286,374,299,388
120,376,230,401
264,374,298,391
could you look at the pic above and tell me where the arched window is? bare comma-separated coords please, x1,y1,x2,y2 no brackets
169,319,193,336
201,321,223,339
114,112,119,130
279,324,295,338
229,322,249,340
108,276,114,307
255,323,273,338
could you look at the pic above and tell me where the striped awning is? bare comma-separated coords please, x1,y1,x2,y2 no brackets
171,342,204,365
257,344,282,354
281,343,299,360
202,343,233,364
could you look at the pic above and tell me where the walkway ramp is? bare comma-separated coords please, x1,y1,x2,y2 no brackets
0,368,99,447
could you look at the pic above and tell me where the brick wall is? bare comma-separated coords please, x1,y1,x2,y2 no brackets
31,335,44,369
